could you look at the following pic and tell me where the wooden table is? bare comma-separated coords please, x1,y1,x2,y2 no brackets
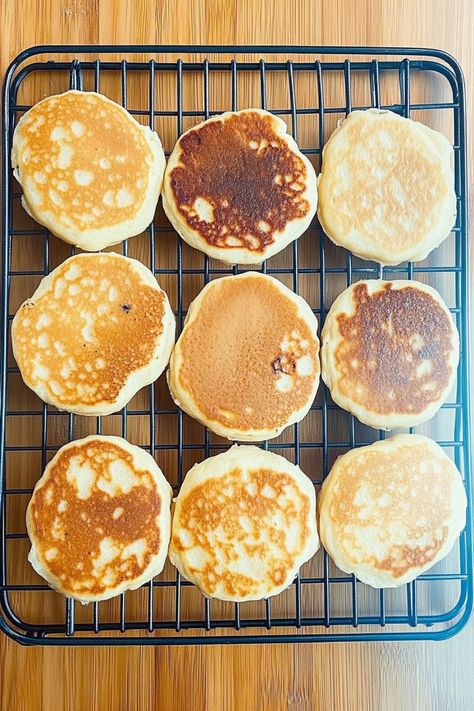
1,1,473,709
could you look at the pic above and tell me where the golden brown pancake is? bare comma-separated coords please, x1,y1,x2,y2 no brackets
317,109,456,265
26,435,172,602
317,434,467,588
168,272,320,440
162,109,318,264
321,280,459,429
169,445,319,601
12,253,175,416
12,90,165,251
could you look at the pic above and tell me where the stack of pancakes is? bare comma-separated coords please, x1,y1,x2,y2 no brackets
12,91,465,603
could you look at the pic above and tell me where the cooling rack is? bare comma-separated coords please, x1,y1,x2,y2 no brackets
1,45,471,645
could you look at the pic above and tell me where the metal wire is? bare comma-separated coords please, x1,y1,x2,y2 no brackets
0,46,471,645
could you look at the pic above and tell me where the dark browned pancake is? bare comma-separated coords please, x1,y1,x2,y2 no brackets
321,280,459,429
162,109,317,264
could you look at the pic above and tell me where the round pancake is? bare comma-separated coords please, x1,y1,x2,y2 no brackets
169,445,319,601
168,272,320,441
317,109,456,265
12,90,165,251
162,109,317,264
321,280,459,429
317,434,466,588
26,435,172,603
12,253,175,416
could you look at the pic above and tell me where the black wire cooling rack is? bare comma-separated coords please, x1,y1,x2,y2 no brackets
0,45,471,645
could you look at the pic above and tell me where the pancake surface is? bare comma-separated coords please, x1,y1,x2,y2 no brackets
318,434,466,588
26,435,172,602
162,109,317,264
12,90,165,251
317,109,456,264
169,446,319,601
12,253,175,416
168,272,320,440
321,280,459,429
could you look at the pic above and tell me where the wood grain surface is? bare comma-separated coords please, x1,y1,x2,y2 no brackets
1,1,473,710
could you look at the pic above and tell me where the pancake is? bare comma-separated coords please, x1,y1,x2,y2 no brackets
169,445,319,601
12,253,175,416
317,434,467,588
26,435,172,603
321,280,459,429
168,272,320,441
162,109,318,264
317,109,456,265
12,90,165,251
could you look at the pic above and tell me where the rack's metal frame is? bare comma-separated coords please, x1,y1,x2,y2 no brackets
1,45,471,645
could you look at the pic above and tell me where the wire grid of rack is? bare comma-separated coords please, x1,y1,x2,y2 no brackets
0,45,471,645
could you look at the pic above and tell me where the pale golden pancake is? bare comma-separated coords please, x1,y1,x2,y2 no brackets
12,253,175,416
169,446,319,601
26,435,172,603
318,434,466,588
317,109,456,264
168,272,320,441
321,280,459,429
12,90,165,251
162,109,318,264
